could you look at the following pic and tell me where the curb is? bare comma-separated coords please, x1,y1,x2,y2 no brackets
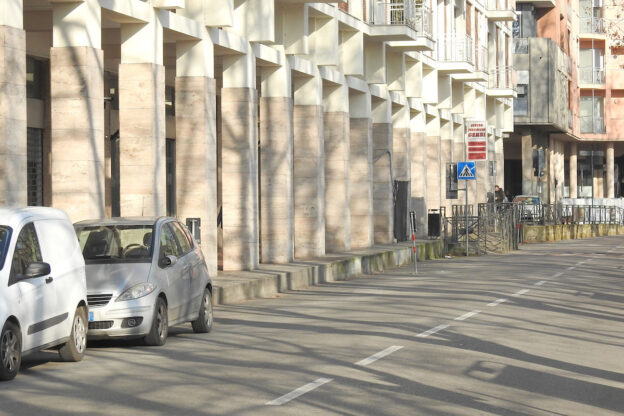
212,240,445,305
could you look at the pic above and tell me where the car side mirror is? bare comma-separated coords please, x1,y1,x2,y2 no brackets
159,255,177,268
23,262,51,279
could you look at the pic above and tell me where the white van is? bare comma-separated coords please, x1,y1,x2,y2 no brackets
0,207,88,381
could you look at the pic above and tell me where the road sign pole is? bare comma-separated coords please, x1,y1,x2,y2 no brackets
410,211,417,275
465,180,469,257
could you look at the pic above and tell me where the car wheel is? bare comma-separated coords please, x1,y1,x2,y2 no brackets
0,321,21,381
191,287,213,334
59,306,87,362
144,297,168,346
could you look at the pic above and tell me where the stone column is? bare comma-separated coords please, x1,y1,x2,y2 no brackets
221,53,259,270
606,142,614,198
119,16,166,217
0,1,27,206
324,84,350,252
50,0,105,220
349,91,374,248
372,95,393,244
410,112,427,238
175,38,218,276
521,132,534,195
293,73,325,258
259,63,294,263
569,142,578,198
425,135,441,212
393,105,410,238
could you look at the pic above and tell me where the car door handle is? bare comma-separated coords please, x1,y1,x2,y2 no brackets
45,276,53,284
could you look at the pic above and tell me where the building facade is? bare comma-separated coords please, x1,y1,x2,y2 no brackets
0,0,514,274
507,0,624,202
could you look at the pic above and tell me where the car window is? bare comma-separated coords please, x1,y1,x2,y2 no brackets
75,225,153,263
0,226,11,271
159,223,181,258
10,223,43,282
171,222,192,254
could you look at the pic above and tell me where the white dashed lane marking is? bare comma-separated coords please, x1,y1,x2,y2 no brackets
488,298,508,307
512,289,530,297
266,378,333,406
417,324,449,338
355,346,404,366
534,280,547,286
454,310,481,321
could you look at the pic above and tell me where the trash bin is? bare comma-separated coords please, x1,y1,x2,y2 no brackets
428,213,441,238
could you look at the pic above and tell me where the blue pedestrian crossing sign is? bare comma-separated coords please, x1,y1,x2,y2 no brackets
457,161,476,180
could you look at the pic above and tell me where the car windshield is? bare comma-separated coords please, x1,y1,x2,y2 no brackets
0,226,11,270
75,224,154,263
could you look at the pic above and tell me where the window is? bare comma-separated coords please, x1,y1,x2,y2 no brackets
26,57,43,99
171,222,192,254
166,139,176,217
579,48,605,84
513,4,536,38
0,226,12,271
580,96,605,133
27,128,43,206
10,223,42,283
159,223,181,258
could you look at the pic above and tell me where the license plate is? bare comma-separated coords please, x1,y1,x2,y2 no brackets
89,312,94,322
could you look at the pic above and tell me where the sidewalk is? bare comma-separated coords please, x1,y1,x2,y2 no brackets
212,239,445,305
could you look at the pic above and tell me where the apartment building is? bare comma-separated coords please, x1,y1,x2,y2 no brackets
0,0,513,274
507,0,624,202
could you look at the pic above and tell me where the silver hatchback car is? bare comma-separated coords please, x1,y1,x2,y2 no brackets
74,217,213,346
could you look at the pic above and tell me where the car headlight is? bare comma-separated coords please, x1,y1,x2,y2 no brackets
116,283,155,301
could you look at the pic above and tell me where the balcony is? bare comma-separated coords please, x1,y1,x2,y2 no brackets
579,67,606,86
579,17,605,35
487,66,516,97
368,1,435,50
580,116,606,134
452,45,488,82
437,34,474,73
486,0,516,21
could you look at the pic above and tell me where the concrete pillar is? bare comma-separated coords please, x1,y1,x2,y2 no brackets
0,2,27,206
221,52,259,270
50,0,105,220
293,73,325,258
410,112,427,238
606,142,615,198
521,132,534,195
174,38,218,276
495,137,505,193
349,91,374,248
372,95,393,244
440,121,452,212
569,142,578,198
119,15,166,217
392,105,410,238
425,135,441,212
259,63,294,263
324,84,350,252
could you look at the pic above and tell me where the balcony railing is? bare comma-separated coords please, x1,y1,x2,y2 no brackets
579,67,605,84
487,0,515,11
513,38,528,54
580,116,606,134
488,66,515,89
437,34,474,64
579,17,605,34
475,45,488,72
371,1,433,36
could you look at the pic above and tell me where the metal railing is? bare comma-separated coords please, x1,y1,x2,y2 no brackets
475,45,488,72
437,34,474,64
579,67,605,84
579,17,605,34
370,1,433,36
488,66,515,89
580,116,606,133
513,38,528,54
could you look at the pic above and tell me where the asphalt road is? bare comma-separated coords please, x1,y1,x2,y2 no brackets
1,236,623,416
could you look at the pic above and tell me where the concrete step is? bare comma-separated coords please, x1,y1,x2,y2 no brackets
211,240,445,305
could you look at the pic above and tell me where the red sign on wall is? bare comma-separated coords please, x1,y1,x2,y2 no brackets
465,120,487,161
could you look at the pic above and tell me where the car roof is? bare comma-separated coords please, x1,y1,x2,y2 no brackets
73,217,170,227
0,206,71,228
